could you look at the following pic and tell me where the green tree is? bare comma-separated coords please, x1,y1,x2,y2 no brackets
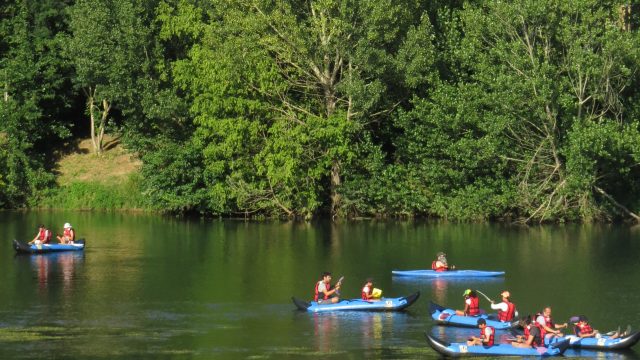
65,0,150,155
0,0,73,207
160,0,430,218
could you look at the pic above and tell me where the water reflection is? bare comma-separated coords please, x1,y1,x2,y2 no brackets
309,311,409,353
25,252,84,297
312,312,338,351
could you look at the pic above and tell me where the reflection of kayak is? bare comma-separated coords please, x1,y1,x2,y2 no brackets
392,269,505,278
425,333,570,357
292,292,420,312
13,239,85,254
430,301,517,330
545,331,640,350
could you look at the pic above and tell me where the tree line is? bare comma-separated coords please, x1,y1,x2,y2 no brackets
1,0,640,223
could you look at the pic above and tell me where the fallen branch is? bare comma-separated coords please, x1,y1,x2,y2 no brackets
594,185,640,223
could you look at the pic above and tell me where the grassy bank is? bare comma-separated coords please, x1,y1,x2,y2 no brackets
35,137,148,211
36,174,147,210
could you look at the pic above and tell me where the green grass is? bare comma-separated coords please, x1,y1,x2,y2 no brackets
36,173,148,210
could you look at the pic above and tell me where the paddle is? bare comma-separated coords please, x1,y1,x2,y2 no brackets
335,276,344,296
476,290,520,319
475,289,494,303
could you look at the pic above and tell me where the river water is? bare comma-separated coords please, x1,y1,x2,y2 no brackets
1,211,639,359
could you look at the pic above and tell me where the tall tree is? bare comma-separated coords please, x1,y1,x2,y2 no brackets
160,0,428,218
0,0,73,207
65,0,150,154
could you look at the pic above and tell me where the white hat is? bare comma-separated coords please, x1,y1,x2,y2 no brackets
64,223,72,229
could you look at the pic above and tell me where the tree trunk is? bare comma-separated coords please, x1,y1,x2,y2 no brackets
330,160,341,218
97,98,110,154
86,87,110,155
87,88,99,154
3,70,7,102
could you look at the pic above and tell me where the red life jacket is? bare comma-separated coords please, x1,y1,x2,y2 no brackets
481,326,495,346
536,313,555,329
314,281,331,301
497,301,516,322
37,229,52,243
466,295,480,316
431,260,447,272
576,322,594,336
523,325,544,347
361,285,372,300
63,228,75,241
532,323,546,346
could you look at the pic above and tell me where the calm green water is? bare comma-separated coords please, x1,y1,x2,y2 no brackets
1,211,640,359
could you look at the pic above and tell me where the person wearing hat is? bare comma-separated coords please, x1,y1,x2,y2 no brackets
467,318,495,346
570,315,628,339
431,252,455,272
456,289,480,316
56,223,75,244
29,224,52,245
490,290,517,322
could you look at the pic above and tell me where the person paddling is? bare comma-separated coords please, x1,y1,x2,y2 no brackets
536,306,568,340
456,289,480,316
29,224,52,245
314,272,341,304
56,222,75,244
432,251,455,271
490,290,516,322
467,318,495,346
512,316,545,348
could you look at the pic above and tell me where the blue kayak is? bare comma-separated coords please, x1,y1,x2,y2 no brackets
545,331,640,350
426,333,570,357
292,292,420,312
392,269,505,278
13,239,85,254
430,301,517,330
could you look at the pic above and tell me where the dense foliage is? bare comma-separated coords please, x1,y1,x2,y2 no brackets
1,0,640,222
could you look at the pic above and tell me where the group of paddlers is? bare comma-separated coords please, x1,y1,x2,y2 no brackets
434,253,632,348
28,223,76,245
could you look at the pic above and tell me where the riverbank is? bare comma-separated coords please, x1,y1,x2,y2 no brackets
35,137,147,211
